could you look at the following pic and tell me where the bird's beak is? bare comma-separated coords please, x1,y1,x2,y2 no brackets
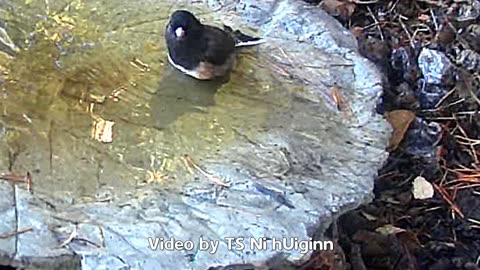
175,27,185,38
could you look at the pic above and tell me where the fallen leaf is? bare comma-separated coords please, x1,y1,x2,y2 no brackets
375,224,406,235
330,85,352,113
320,0,356,19
412,176,434,199
144,169,168,183
91,115,115,143
360,211,378,221
351,26,364,38
385,110,415,151
396,231,422,252
435,23,456,46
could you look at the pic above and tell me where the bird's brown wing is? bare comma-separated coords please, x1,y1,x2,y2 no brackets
201,25,236,66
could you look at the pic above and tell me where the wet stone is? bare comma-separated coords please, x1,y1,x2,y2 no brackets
0,0,389,269
415,79,449,110
418,48,455,85
391,46,420,84
403,117,442,160
456,0,480,22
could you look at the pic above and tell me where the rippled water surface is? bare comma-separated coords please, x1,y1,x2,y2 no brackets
0,0,295,200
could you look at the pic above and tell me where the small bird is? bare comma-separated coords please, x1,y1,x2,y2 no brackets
165,10,264,80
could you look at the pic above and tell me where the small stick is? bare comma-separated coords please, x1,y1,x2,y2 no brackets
366,6,384,40
433,183,464,218
451,184,480,190
353,0,379,4
0,172,34,193
184,155,228,186
0,227,33,239
181,156,194,175
398,18,414,47
59,226,77,248
430,9,439,31
434,87,457,108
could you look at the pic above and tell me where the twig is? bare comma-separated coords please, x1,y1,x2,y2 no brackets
71,238,102,248
423,97,465,112
416,0,447,7
352,0,379,4
48,120,54,173
0,227,33,239
456,111,480,115
424,116,467,120
430,9,439,31
454,136,480,145
366,6,384,40
0,172,33,193
468,218,480,226
411,24,433,44
386,0,400,15
450,183,480,190
398,17,414,48
433,183,464,218
58,226,77,248
434,87,457,108
183,155,228,186
181,156,195,175
469,89,480,107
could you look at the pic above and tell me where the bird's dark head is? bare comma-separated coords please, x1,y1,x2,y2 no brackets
167,10,203,40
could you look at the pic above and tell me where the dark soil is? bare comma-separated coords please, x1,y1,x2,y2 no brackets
299,0,480,270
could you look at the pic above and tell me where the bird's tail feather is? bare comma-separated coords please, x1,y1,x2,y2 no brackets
235,39,266,47
223,25,265,48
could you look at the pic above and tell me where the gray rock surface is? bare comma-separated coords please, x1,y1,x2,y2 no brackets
0,0,390,269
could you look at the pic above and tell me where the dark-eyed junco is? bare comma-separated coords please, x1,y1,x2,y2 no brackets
165,10,264,80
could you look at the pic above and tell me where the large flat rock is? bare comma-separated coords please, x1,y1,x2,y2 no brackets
0,0,390,269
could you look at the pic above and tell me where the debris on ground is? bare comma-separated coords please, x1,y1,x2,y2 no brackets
300,0,480,269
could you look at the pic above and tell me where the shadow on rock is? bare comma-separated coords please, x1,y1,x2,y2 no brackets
150,64,227,129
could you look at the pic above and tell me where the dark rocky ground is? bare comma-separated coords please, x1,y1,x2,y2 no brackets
298,0,480,269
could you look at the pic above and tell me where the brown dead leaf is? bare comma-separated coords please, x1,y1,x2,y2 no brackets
435,23,456,46
376,224,406,235
298,249,336,270
320,0,356,19
330,85,353,115
351,26,364,38
330,85,344,110
385,110,415,151
144,169,168,184
396,231,422,252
